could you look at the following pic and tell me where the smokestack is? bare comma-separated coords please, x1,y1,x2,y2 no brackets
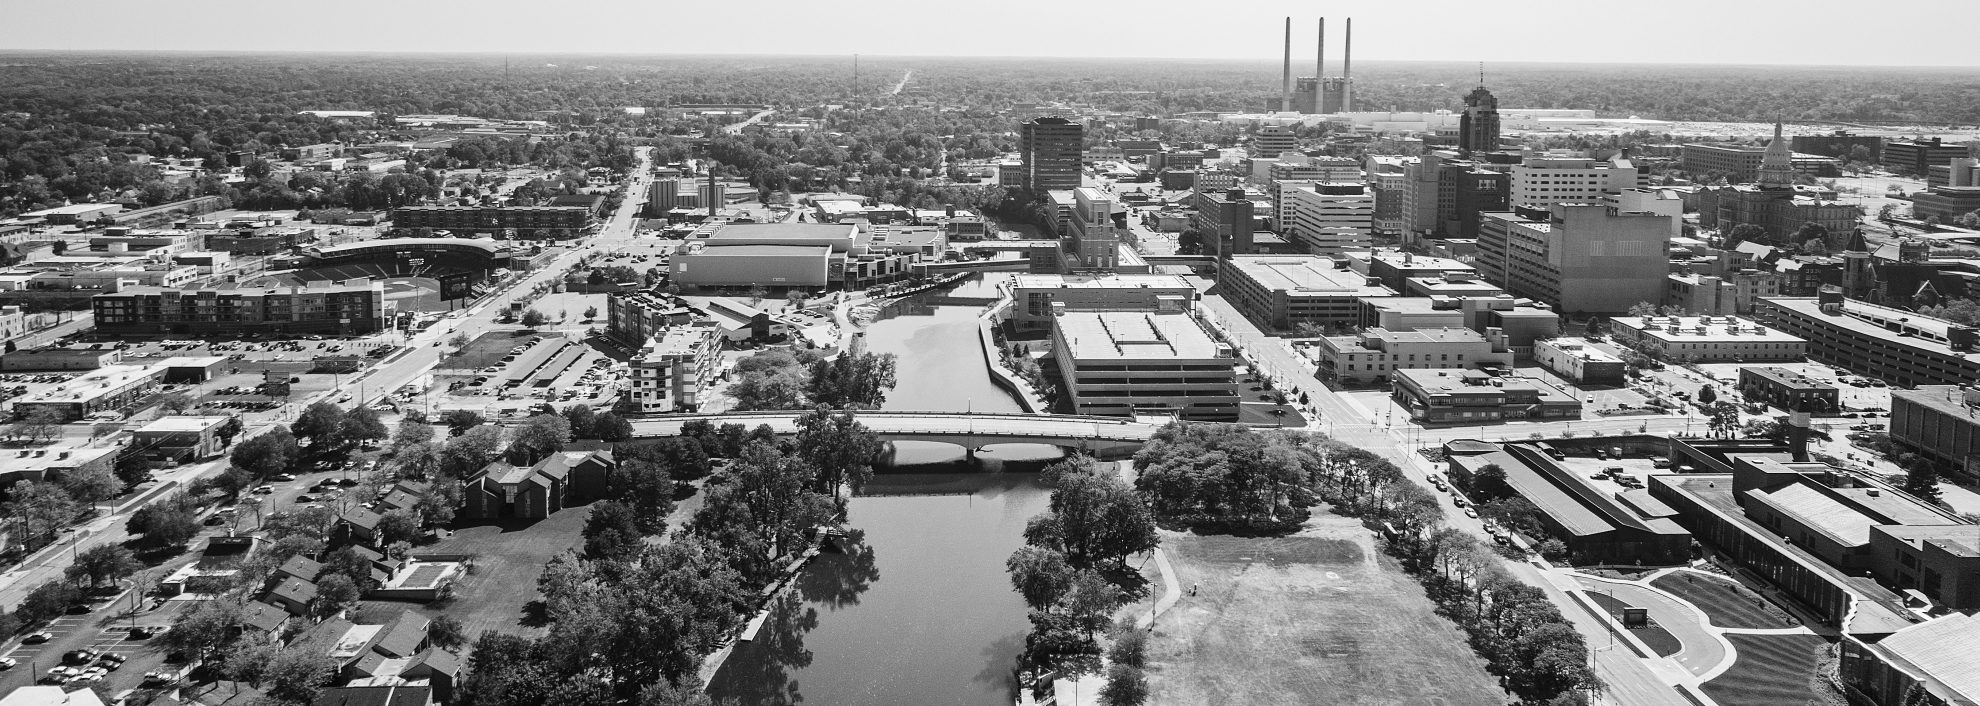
1316,18,1325,79
1281,17,1292,112
1343,18,1354,112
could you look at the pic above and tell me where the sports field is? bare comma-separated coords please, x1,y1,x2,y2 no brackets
1142,510,1505,706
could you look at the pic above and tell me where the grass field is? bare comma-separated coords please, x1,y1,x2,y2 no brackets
439,330,541,371
1141,509,1505,706
406,504,594,639
1651,572,1798,630
1586,591,1682,657
1702,633,1836,706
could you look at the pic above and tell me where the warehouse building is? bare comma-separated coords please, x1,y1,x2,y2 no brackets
1443,440,1691,564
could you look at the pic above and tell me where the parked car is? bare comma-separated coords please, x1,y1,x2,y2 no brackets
23,631,54,644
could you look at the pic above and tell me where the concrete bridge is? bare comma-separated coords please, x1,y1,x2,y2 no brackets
627,410,1161,458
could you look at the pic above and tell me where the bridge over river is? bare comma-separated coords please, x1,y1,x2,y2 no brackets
628,410,1161,458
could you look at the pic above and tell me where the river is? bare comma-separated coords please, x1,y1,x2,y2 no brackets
708,275,1056,705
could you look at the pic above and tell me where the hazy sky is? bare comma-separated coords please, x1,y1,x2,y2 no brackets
5,0,1976,67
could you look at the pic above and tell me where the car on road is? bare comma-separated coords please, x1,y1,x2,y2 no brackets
1465,508,1478,519
273,473,296,481
23,631,53,644
0,657,16,669
296,495,315,504
252,485,274,495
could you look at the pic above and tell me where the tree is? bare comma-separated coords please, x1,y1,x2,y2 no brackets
794,407,882,511
440,409,485,437
1100,663,1150,706
3,481,80,550
128,493,202,549
583,305,599,320
57,463,122,502
448,332,471,351
806,352,900,409
260,645,337,704
428,615,467,650
16,580,81,626
1626,302,1657,318
1029,458,1159,568
418,476,463,527
520,308,549,328
1724,223,1765,247
1006,546,1075,611
563,404,598,440
291,401,346,446
686,445,834,585
1697,385,1718,405
1707,401,1742,439
230,428,301,482
442,426,505,477
1176,228,1204,255
339,405,389,448
10,406,64,443
1903,458,1944,504
508,414,571,465
377,510,422,546
1470,463,1513,500
66,545,139,588
155,597,244,665
1793,222,1831,249
593,412,634,442
156,392,195,414
391,413,435,453
313,573,362,618
583,501,645,561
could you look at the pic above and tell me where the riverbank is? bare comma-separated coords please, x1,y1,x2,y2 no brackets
976,291,1049,413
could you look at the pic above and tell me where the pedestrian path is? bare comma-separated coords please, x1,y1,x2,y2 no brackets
1136,548,1181,630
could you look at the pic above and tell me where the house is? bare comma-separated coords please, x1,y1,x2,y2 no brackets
276,555,324,583
461,450,613,520
241,599,294,636
311,686,432,706
377,484,424,515
338,507,385,547
261,576,320,617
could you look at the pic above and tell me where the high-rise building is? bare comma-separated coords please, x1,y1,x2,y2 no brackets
1476,203,1672,314
1509,153,1639,211
1458,86,1501,154
1067,187,1120,270
1287,183,1374,255
1019,117,1083,192
645,178,681,217
628,321,721,413
1251,125,1297,157
1191,188,1256,257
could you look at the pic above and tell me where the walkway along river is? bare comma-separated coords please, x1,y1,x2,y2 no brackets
708,275,1062,704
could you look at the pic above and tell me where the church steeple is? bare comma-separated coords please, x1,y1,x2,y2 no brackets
1758,119,1795,188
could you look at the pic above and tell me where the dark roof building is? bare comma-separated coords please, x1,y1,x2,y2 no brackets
1443,440,1690,564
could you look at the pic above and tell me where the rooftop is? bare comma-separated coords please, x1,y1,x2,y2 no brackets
1750,483,1881,545
1611,314,1806,344
136,415,231,434
707,222,856,242
18,364,162,404
1742,366,1834,391
1871,612,1980,701
1891,386,1980,422
1011,273,1195,291
1227,255,1392,296
1055,311,1228,361
1763,297,1978,361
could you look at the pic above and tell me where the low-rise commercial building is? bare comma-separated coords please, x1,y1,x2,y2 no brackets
0,348,121,371
1390,368,1580,425
1533,338,1626,385
1889,386,1980,482
1665,270,1782,316
1341,250,1475,291
1756,293,1980,387
1443,440,1690,564
1843,612,1980,706
93,279,387,336
1738,366,1839,412
0,444,119,488
1222,255,1394,331
1312,327,1513,386
1050,311,1238,420
132,415,233,462
627,321,720,413
1358,295,1561,358
1007,273,1197,327
1607,314,1808,363
12,364,166,421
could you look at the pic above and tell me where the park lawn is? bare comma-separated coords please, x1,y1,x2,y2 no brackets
1142,511,1505,706
1702,633,1836,706
1651,572,1798,630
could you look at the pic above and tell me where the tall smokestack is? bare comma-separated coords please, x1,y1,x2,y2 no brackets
1343,18,1354,112
1281,17,1292,112
1316,18,1325,79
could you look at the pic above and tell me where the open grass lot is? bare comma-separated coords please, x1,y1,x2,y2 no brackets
1702,633,1836,706
405,504,594,639
1143,510,1504,706
1651,572,1798,630
438,330,539,371
1586,591,1682,657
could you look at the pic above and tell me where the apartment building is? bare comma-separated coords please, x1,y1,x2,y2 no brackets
627,321,721,413
92,279,387,336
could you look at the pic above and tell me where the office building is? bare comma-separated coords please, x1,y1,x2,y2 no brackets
628,321,720,413
1608,314,1808,363
132,415,234,462
1251,125,1297,157
1882,138,1969,176
1533,338,1626,385
1607,188,1685,236
1791,131,1882,162
1342,251,1474,291
1019,117,1083,192
1682,140,1841,182
1358,295,1560,358
1444,440,1690,564
1419,151,1513,240
1475,203,1671,314
1665,271,1781,316
1457,85,1500,154
1756,292,1980,387
1066,187,1121,270
1890,386,1980,482
1312,327,1513,386
1390,369,1580,425
12,364,167,421
1270,154,1362,183
1369,168,1408,237
1050,311,1238,420
1737,366,1839,412
92,279,387,336
1285,183,1374,254
1190,188,1256,257
1222,254,1394,330
1910,186,1980,223
1007,274,1196,327
1509,153,1638,211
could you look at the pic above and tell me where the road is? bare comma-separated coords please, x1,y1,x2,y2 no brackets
1193,293,1701,706
889,69,913,96
722,109,777,135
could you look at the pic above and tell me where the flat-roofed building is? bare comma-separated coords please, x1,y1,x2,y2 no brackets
1475,203,1671,314
1050,311,1238,420
1843,612,1980,706
1357,295,1560,358
1509,153,1638,211
0,348,120,371
390,205,593,238
1007,274,1197,327
605,290,701,347
1756,293,1980,387
1190,188,1256,257
1681,142,1840,182
132,415,233,461
1533,338,1626,385
1342,250,1475,291
12,363,166,421
1738,366,1839,412
0,444,119,488
1889,386,1980,482
92,279,387,337
1444,440,1690,564
668,244,833,289
1882,138,1970,176
628,321,721,413
1404,273,1504,298
1019,117,1083,192
1666,271,1781,316
1222,255,1394,331
1312,327,1513,386
19,203,123,225
1286,183,1374,255
1390,368,1581,425
1608,314,1807,363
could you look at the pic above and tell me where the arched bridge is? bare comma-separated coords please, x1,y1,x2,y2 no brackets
627,411,1161,457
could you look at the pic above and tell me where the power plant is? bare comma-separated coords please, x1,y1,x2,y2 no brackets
1281,16,1353,114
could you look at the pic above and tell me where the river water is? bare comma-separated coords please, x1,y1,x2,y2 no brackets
708,275,1058,705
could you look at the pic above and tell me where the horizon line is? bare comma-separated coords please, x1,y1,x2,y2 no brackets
0,47,1976,71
